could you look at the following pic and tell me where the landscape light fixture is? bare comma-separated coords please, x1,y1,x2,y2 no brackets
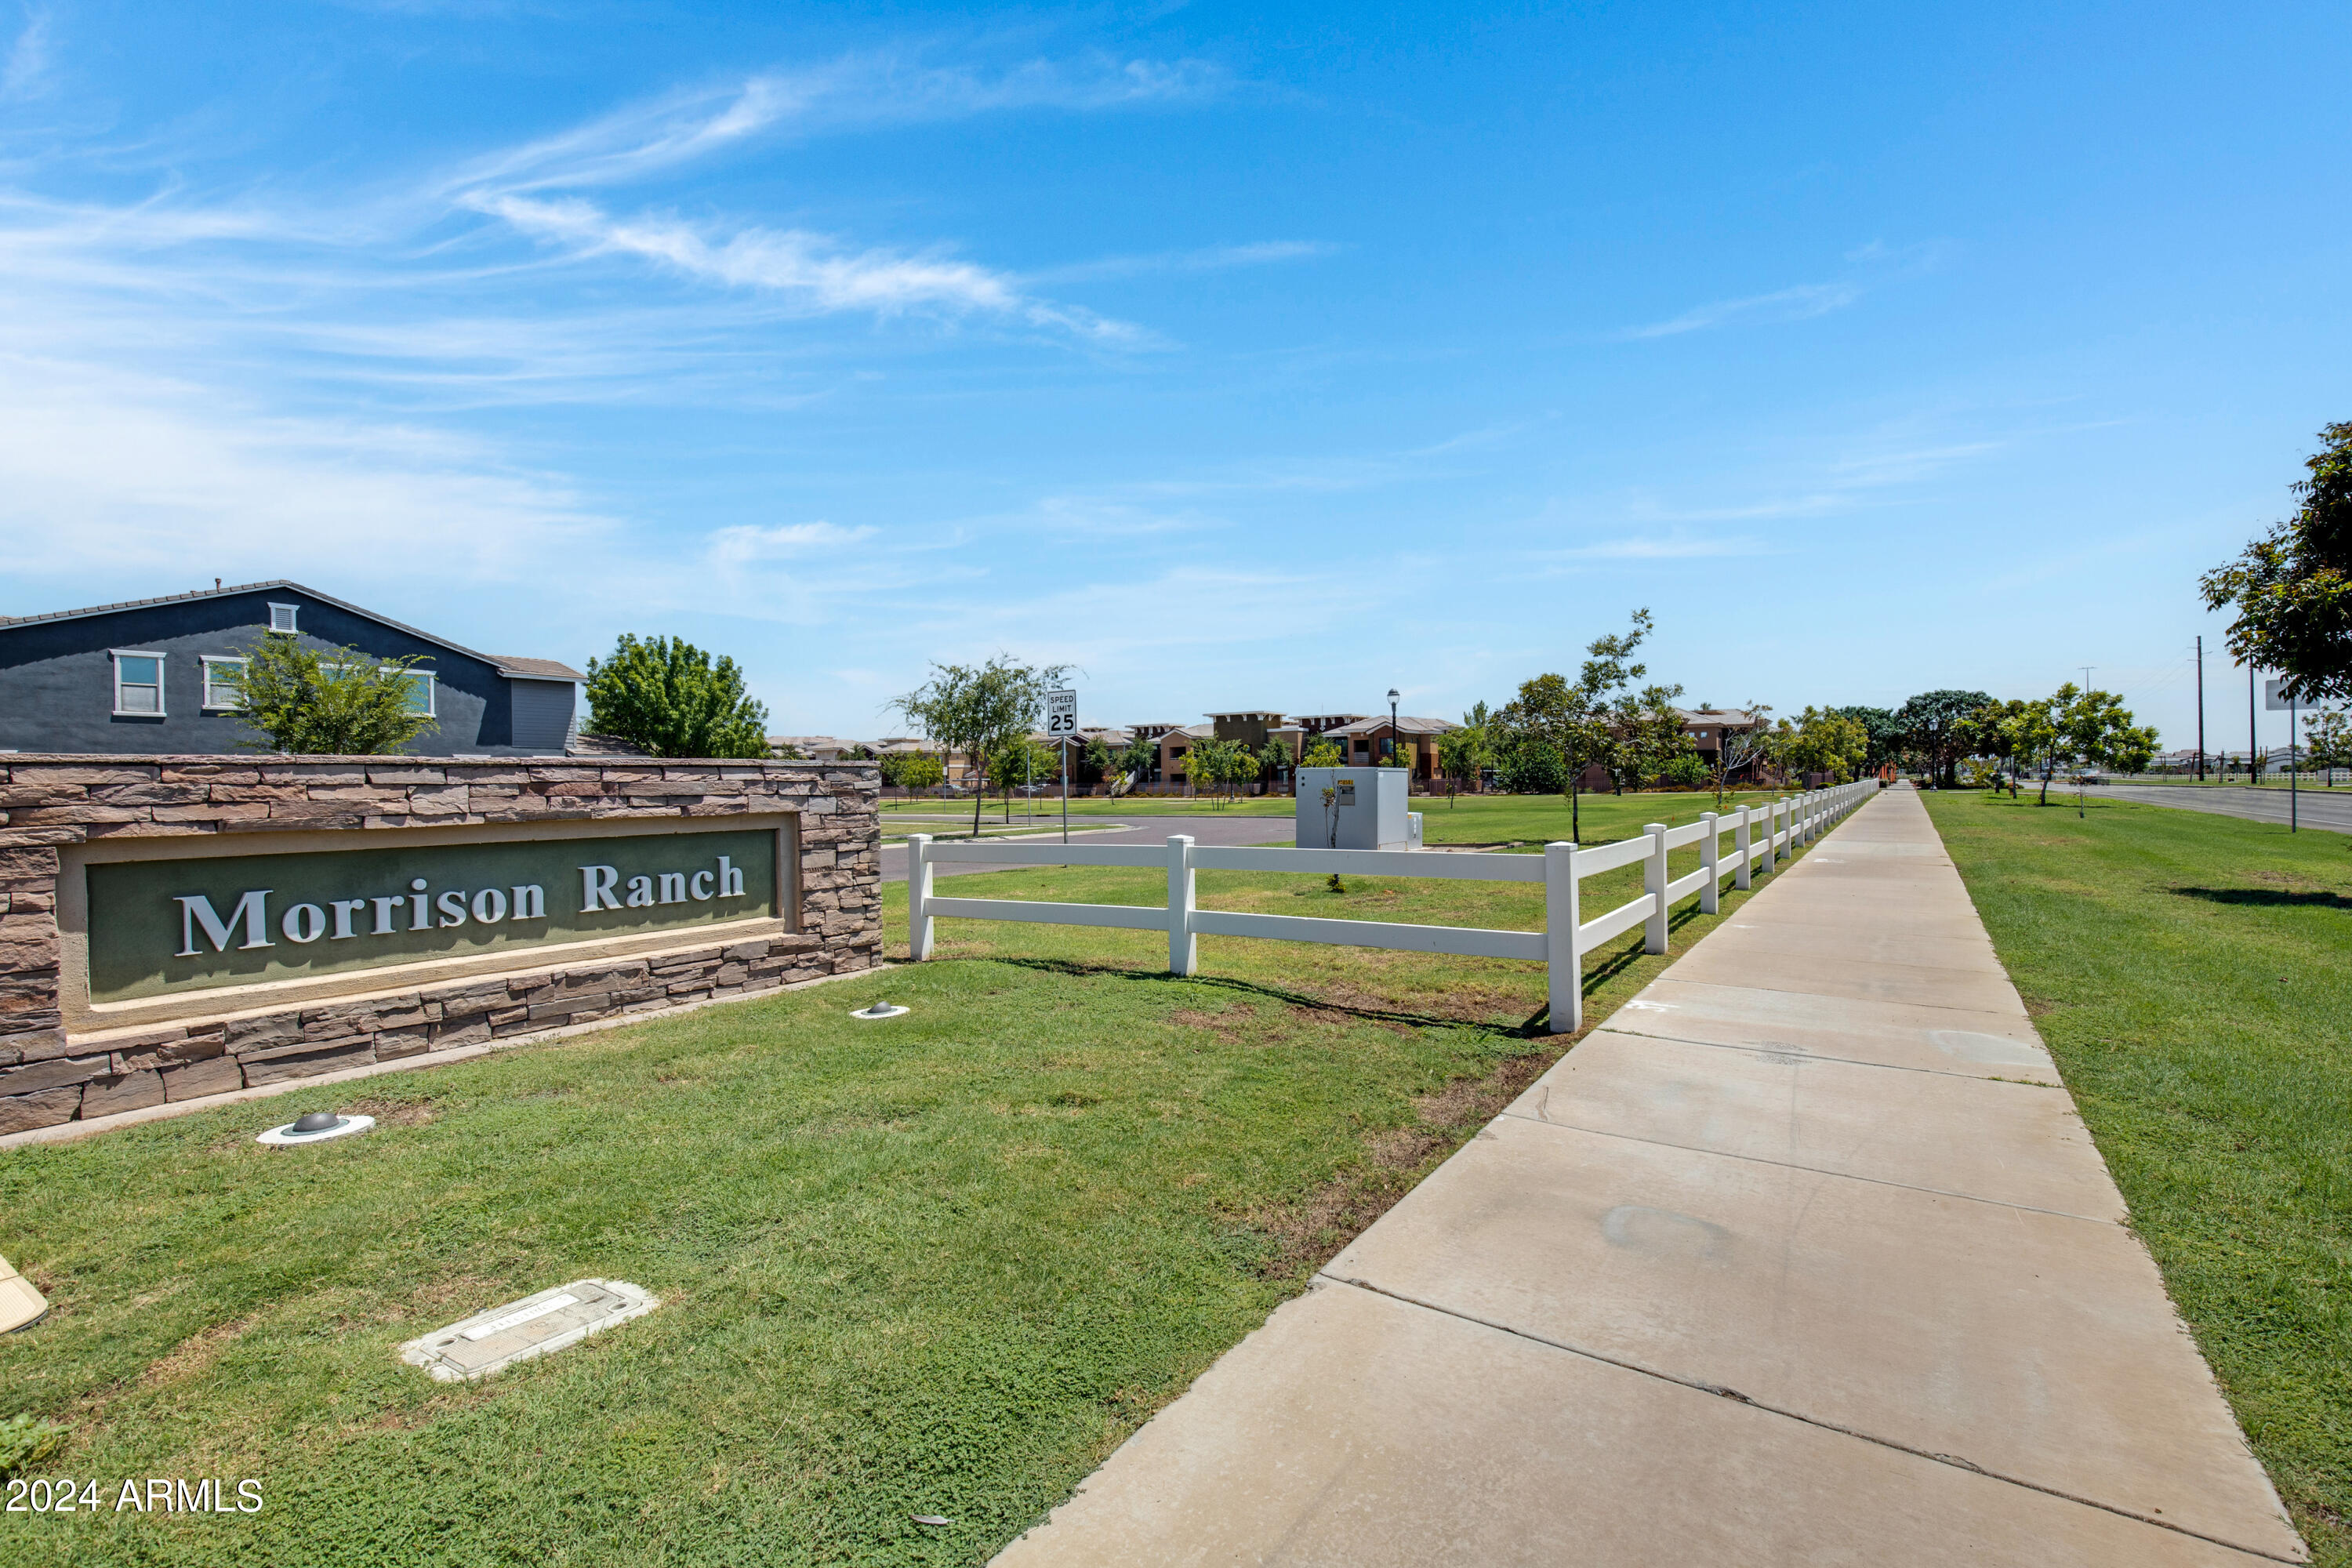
851,1001,910,1020
255,1109,376,1146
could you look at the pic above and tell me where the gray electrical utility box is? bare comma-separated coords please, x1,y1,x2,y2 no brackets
1295,766,1417,850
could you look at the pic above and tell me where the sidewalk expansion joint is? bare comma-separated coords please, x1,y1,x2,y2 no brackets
1493,1107,2119,1225
1597,1022,2060,1087
1313,1272,2301,1565
1650,977,2031,1019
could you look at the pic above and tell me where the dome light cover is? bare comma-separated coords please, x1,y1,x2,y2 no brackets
256,1110,376,1146
851,1001,910,1020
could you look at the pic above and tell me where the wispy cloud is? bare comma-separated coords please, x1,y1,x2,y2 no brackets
474,192,1140,340
1617,241,1948,341
1619,280,1863,339
2,7,51,100
705,521,877,565
0,353,609,588
446,56,1224,196
1024,239,1334,285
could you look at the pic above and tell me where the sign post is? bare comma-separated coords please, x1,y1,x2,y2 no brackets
2265,677,2298,832
1046,689,1077,844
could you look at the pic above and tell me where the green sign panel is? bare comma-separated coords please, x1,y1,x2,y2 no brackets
86,828,780,1004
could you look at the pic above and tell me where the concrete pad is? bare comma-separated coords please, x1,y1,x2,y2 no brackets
1320,1116,2300,1560
1664,943,2027,1013
995,1281,2266,1568
1509,1030,2123,1219
1697,919,2002,974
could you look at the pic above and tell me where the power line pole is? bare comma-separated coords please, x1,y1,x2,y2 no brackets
2195,637,2205,782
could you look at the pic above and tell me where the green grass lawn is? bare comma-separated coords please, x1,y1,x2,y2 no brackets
0,794,1840,1566
1922,791,2352,1563
887,788,1798,848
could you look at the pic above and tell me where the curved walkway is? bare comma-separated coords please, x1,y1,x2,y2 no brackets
994,786,2303,1567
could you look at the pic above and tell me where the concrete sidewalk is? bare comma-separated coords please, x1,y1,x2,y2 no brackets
994,786,2303,1566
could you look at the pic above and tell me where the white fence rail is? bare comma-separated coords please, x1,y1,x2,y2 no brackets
908,780,1879,1032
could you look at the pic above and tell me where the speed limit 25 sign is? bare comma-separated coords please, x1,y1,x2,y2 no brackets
1045,689,1077,737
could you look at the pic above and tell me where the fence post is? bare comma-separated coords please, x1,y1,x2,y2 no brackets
1544,841,1581,1034
1700,811,1720,913
1734,805,1752,890
908,833,935,960
1167,834,1198,976
1766,798,1781,872
1643,821,1669,954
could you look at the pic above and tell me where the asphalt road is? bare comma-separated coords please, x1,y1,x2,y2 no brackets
2090,782,2352,835
879,813,1296,883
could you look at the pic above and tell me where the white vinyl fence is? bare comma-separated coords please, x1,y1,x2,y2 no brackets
907,780,1878,1032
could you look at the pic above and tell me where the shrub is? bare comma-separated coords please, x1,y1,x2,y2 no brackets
1656,753,1709,789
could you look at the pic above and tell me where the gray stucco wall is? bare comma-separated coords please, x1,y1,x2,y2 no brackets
509,678,577,751
0,588,556,756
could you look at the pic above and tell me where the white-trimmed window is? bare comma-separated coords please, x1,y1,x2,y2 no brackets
268,602,299,633
111,651,166,716
399,669,434,717
200,655,248,710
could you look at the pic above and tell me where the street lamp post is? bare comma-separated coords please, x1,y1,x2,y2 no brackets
1387,688,1400,777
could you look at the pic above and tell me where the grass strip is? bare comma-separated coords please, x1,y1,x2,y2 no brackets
1923,791,2352,1563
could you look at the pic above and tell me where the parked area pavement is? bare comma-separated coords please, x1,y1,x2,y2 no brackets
879,814,1294,883
2089,782,2352,834
994,786,2304,1567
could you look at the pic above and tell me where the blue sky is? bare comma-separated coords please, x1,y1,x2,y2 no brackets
4,1,2346,749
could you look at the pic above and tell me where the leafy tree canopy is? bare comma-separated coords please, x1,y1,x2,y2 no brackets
1497,607,1652,837
1896,688,1995,786
585,634,770,759
1769,707,1871,783
228,636,440,756
890,655,1071,836
2202,422,2352,703
1828,705,1904,768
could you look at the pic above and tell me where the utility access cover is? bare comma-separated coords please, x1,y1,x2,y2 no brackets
399,1279,659,1381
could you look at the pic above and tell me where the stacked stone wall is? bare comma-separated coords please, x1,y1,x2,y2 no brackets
0,755,880,1135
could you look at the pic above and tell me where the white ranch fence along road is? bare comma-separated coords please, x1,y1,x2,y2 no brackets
906,781,1878,1033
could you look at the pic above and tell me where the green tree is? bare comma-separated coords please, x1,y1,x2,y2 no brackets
1299,736,1345,770
1497,608,1653,839
2300,709,2350,777
988,736,1059,795
890,655,1073,837
1968,699,2051,797
1896,688,1995,788
1436,703,1494,805
585,634,770,759
2047,686,2158,815
1182,736,1250,803
1076,738,1111,786
226,636,440,755
1605,681,1690,793
1255,739,1293,793
1497,737,1567,794
879,750,944,789
2201,422,2352,704
1769,707,1870,782
1829,705,1904,772
1113,733,1159,790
